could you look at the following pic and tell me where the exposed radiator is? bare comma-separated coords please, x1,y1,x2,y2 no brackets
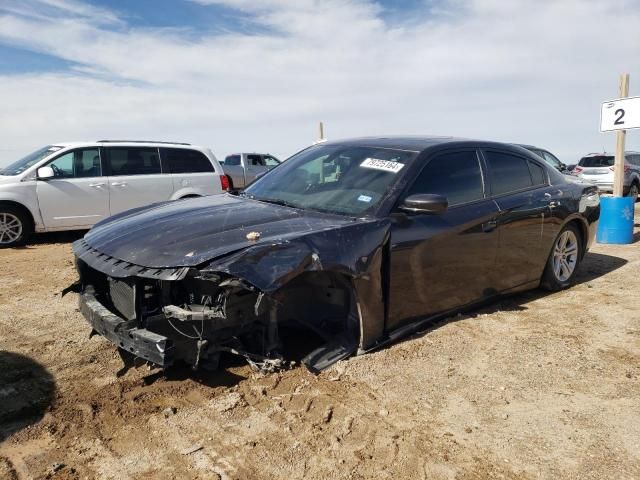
108,277,136,320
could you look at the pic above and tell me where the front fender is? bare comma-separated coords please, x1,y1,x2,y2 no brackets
199,219,392,350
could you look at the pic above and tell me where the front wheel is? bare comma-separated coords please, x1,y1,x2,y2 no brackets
0,207,32,248
540,224,582,291
626,182,639,202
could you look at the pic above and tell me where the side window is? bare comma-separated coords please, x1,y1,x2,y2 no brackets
46,148,101,178
107,148,161,176
407,151,484,207
264,156,280,167
161,148,214,174
485,151,533,196
47,152,75,178
225,155,241,166
528,161,546,186
76,149,101,177
247,154,264,166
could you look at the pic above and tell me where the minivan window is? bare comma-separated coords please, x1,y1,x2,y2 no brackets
407,151,484,206
578,156,614,167
225,155,241,166
0,145,62,176
107,148,161,176
485,151,534,195
161,148,213,174
45,148,101,178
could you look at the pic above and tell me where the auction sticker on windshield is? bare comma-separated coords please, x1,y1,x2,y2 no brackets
360,158,405,173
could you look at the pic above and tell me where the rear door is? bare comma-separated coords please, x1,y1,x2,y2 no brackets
245,154,267,185
36,147,110,229
105,147,174,215
482,149,554,290
388,149,500,330
160,147,218,196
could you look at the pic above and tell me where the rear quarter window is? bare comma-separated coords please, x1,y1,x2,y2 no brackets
161,148,214,174
528,161,546,186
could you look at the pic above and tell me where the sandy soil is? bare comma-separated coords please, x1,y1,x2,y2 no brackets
0,209,639,480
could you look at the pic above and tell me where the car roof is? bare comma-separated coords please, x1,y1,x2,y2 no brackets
514,143,545,151
322,136,531,154
581,151,639,157
52,141,210,150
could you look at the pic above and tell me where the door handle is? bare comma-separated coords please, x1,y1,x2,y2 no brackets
482,219,498,233
111,182,128,187
548,200,559,208
89,183,105,188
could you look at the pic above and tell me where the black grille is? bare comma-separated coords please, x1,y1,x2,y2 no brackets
108,277,136,320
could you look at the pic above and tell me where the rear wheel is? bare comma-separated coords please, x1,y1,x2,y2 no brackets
0,206,32,248
540,224,582,291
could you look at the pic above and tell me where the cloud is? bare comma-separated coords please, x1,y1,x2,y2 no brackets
0,0,639,165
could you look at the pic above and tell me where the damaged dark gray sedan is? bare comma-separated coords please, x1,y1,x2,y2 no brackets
72,137,600,373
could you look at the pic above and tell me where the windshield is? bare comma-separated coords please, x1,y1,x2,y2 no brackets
244,144,416,216
0,145,63,176
579,156,614,167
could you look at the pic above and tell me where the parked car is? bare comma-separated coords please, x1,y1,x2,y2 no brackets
572,151,640,198
0,140,227,247
221,153,281,190
515,144,570,174
72,137,600,374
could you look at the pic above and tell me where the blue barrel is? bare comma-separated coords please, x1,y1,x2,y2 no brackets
596,196,635,244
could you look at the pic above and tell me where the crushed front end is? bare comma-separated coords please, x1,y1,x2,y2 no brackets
74,239,288,372
72,238,361,373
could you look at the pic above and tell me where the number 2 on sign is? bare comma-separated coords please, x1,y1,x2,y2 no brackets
614,108,625,125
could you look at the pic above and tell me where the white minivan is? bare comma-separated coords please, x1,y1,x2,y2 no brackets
0,140,228,247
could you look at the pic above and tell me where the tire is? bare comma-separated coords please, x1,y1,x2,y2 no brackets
0,206,33,248
540,223,582,291
626,182,639,202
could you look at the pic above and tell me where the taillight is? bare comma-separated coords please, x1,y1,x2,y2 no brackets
573,166,583,174
220,175,229,191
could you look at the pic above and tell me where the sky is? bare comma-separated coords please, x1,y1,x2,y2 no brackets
0,0,639,165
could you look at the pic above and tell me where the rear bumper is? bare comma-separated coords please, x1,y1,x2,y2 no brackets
79,289,174,367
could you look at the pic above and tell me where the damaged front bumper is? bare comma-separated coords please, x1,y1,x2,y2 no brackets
79,287,174,367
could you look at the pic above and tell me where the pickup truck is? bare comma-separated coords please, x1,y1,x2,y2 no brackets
221,153,281,190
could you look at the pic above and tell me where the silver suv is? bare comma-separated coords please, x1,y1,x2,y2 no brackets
572,152,640,198
0,140,227,247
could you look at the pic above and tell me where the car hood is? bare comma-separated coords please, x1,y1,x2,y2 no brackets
82,194,358,268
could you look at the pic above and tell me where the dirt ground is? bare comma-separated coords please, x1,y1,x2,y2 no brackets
0,209,639,480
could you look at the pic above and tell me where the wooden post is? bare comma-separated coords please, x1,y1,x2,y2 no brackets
613,74,629,197
318,121,325,141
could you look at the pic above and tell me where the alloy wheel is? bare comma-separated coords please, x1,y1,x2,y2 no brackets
628,184,639,200
0,213,23,245
552,230,578,282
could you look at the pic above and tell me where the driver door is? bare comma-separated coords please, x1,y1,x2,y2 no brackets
387,149,501,331
37,148,110,229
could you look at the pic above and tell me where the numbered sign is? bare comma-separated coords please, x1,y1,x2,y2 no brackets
600,96,640,132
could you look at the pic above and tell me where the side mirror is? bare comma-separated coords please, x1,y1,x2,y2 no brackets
399,194,448,214
37,166,55,180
